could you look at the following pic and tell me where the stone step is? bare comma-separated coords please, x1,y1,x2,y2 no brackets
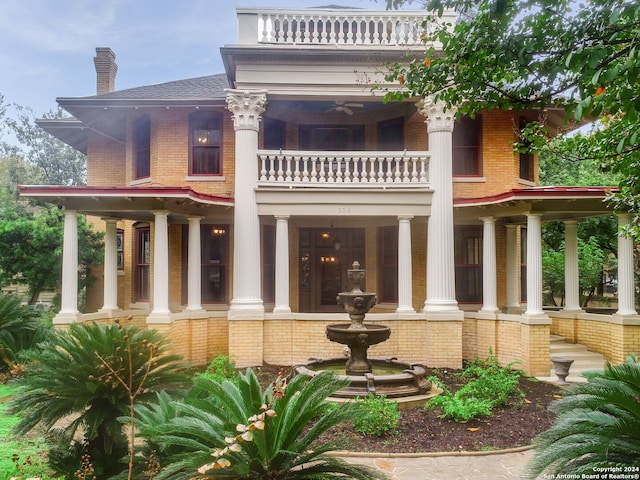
541,337,606,383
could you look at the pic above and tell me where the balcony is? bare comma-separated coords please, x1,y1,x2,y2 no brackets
236,7,455,47
257,150,430,188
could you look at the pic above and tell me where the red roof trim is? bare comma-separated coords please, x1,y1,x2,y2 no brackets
18,185,234,206
454,186,618,207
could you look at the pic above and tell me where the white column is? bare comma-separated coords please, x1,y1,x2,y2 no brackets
504,224,520,311
525,213,544,316
149,210,170,321
480,216,498,313
273,215,291,314
397,215,415,313
420,97,460,312
56,210,79,322
226,89,267,315
100,218,119,312
616,213,637,315
186,217,203,311
563,220,582,311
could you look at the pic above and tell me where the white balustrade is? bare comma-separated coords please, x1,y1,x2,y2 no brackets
258,150,429,187
237,8,455,47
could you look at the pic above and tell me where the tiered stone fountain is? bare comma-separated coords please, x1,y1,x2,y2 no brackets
295,261,433,404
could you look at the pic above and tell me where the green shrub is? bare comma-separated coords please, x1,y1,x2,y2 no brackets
353,394,400,436
426,350,524,422
197,354,239,384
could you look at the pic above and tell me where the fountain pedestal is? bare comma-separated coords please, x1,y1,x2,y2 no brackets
295,261,433,404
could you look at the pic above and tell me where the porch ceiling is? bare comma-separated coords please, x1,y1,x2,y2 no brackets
18,185,234,223
454,186,619,224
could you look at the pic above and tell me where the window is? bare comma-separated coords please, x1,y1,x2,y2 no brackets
454,225,483,303
520,227,527,303
182,225,229,304
264,118,286,150
116,228,124,270
190,111,222,176
519,117,535,181
262,225,276,303
378,226,398,303
299,125,365,150
453,115,482,176
378,117,404,150
135,226,150,302
134,115,150,180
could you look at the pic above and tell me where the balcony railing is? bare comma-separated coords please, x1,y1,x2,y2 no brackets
237,8,455,47
257,150,430,187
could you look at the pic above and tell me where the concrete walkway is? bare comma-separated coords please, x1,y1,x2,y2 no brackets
338,447,534,479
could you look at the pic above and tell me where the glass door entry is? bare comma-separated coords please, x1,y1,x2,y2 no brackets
299,228,365,312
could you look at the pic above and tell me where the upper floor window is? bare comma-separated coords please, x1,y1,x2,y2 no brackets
299,125,365,150
190,111,222,176
264,117,286,150
453,115,482,176
116,228,124,271
134,115,150,180
378,117,404,151
519,117,535,181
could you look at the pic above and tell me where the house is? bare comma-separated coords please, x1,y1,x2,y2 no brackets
21,6,640,376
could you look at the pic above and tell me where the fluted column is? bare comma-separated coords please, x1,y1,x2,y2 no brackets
525,213,544,316
226,89,267,315
504,224,521,311
100,218,119,312
397,215,415,313
149,210,170,321
186,216,203,311
273,215,291,314
480,216,498,313
56,210,79,323
420,97,460,312
616,213,637,315
563,220,582,311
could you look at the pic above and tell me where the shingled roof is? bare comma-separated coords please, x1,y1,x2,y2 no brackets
62,73,229,102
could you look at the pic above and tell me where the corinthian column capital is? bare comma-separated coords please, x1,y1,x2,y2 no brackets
225,89,267,131
418,96,457,133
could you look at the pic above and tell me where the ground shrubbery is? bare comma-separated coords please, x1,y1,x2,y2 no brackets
352,394,400,436
426,351,525,422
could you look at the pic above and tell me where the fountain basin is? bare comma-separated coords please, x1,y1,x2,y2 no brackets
326,323,391,375
294,357,433,402
326,323,391,345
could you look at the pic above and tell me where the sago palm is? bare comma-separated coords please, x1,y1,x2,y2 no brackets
0,293,49,372
137,369,388,479
9,320,188,479
526,354,640,478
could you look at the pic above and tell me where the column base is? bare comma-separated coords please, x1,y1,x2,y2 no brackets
98,307,122,316
273,306,292,314
147,311,173,324
53,311,81,325
396,306,416,314
423,299,460,313
229,298,265,320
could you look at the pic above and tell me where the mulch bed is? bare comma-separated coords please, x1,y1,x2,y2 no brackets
255,364,562,454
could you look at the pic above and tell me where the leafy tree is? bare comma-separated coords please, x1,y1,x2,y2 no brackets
526,354,640,478
9,321,188,479
136,370,386,479
384,0,640,231
0,205,103,306
5,105,86,186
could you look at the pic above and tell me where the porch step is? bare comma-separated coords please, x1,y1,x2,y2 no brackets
547,337,606,380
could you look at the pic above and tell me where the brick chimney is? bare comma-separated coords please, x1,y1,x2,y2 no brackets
93,47,118,95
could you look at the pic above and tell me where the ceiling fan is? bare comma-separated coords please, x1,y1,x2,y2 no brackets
325,101,364,115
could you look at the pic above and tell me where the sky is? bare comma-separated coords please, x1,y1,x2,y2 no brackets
0,0,416,118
